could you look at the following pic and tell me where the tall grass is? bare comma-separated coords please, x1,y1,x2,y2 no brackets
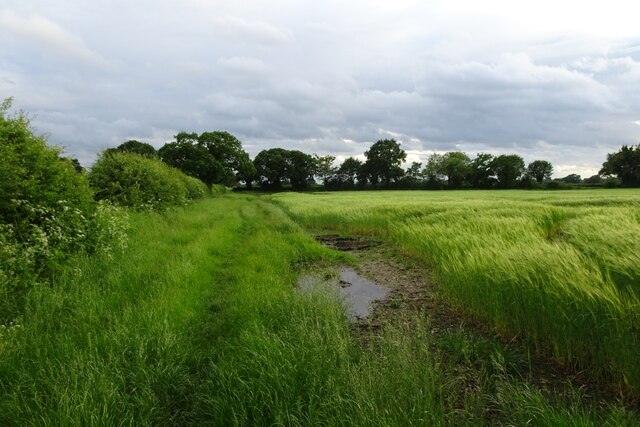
273,189,640,395
1,194,636,425
0,196,450,425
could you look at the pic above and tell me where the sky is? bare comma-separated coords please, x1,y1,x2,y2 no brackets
1,0,639,177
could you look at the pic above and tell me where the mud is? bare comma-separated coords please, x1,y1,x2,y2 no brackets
312,234,378,251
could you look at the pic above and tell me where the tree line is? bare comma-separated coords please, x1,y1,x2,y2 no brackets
107,132,640,190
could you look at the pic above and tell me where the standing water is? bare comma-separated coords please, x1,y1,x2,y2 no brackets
297,268,388,320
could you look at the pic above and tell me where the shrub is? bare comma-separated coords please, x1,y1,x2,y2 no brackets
0,100,95,241
0,99,128,321
172,169,209,200
89,151,208,210
210,184,227,195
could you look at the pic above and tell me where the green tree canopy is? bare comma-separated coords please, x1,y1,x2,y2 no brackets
334,157,363,186
198,131,253,186
253,148,317,190
115,140,157,158
600,144,640,187
363,139,406,185
441,152,471,188
422,153,445,185
254,148,290,189
527,160,554,183
287,150,317,190
491,154,525,188
405,161,423,180
158,141,223,185
313,154,337,185
469,153,495,188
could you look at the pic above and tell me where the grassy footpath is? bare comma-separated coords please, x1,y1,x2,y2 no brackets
0,195,637,425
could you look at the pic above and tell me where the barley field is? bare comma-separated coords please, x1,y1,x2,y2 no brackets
274,189,640,394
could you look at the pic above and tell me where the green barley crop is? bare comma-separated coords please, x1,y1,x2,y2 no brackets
274,189,640,395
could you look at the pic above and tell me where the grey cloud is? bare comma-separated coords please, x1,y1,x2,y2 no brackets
211,16,294,45
2,1,639,177
0,9,117,70
217,57,270,75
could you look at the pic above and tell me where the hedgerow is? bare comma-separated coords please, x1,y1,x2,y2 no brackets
89,151,209,211
0,99,128,321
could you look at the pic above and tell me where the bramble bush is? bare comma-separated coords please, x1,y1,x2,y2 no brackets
89,151,209,211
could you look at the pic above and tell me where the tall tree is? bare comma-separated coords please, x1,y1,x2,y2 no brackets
313,154,337,186
235,155,257,189
441,152,471,188
115,140,157,158
469,153,495,188
406,161,423,180
336,157,363,186
422,153,445,186
158,141,222,185
198,131,253,186
253,148,317,190
600,144,640,187
491,154,525,188
287,150,317,190
363,139,406,185
527,160,554,183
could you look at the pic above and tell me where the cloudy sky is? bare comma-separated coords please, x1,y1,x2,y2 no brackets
1,0,639,177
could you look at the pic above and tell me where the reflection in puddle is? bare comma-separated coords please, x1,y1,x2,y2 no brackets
297,268,388,320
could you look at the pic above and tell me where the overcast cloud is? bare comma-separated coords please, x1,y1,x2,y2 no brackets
1,0,639,177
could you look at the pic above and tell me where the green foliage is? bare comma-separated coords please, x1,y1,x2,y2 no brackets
423,153,446,187
0,101,95,235
254,148,289,189
209,183,227,195
198,131,253,186
157,131,253,187
420,152,472,188
286,150,316,190
274,189,640,396
559,173,582,184
89,151,206,210
600,144,640,187
0,99,128,321
328,157,363,189
174,169,210,200
313,154,336,185
114,140,157,158
1,195,637,424
583,174,603,185
362,139,406,185
158,140,222,185
469,153,496,188
254,148,317,190
491,154,525,188
441,151,471,188
527,160,554,183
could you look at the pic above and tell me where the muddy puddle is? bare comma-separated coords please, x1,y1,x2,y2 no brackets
312,234,378,251
297,268,388,320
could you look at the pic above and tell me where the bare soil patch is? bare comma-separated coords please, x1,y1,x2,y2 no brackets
312,234,379,251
